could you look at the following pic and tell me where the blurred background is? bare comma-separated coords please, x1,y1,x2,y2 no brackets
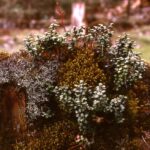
0,0,150,61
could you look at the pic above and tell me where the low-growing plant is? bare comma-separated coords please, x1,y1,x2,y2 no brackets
25,23,145,90
0,51,59,119
109,35,145,91
25,23,67,61
50,80,127,145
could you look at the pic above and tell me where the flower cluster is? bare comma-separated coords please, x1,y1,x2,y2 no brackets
25,23,113,56
51,80,127,141
110,35,145,91
88,23,113,56
25,23,146,92
106,95,127,123
64,26,86,51
91,83,108,111
25,23,66,58
65,23,113,53
53,80,92,133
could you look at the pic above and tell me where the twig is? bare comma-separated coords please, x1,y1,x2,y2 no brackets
55,1,66,32
142,135,150,149
68,144,84,150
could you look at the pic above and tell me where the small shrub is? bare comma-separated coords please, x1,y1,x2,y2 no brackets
25,23,67,61
109,34,145,91
51,80,127,145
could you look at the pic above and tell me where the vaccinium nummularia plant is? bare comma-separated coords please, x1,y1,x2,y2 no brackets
25,23,66,58
109,34,145,91
51,80,128,145
25,23,145,92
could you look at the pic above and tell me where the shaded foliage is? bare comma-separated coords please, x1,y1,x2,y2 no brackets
13,120,78,150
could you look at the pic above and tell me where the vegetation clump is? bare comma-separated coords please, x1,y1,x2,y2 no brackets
110,35,145,91
0,23,148,149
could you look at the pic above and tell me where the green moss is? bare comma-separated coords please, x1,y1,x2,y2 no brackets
58,49,106,87
127,90,140,119
13,120,78,150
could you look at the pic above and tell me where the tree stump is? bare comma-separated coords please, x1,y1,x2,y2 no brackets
0,83,26,133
